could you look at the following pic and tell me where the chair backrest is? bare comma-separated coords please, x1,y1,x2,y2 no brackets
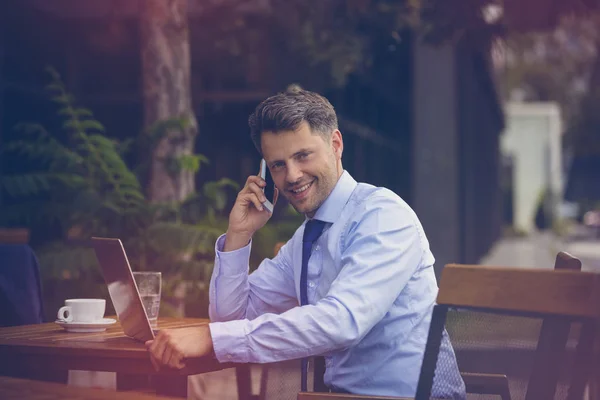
416,264,599,400
554,251,583,271
0,228,30,244
0,244,45,327
527,251,583,399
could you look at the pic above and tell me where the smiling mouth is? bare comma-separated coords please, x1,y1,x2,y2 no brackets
288,180,314,196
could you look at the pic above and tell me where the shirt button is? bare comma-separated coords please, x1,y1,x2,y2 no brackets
314,245,320,251
308,281,315,288
226,354,233,360
326,359,332,367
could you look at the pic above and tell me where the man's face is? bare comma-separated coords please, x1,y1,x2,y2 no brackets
261,121,343,217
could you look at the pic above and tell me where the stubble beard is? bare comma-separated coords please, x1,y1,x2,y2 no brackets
292,163,338,217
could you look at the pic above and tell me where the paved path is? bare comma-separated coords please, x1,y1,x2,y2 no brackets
480,228,600,272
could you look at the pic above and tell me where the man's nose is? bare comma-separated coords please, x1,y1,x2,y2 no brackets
286,163,303,184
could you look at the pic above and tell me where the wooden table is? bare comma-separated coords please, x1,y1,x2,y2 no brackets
0,317,253,399
0,375,182,400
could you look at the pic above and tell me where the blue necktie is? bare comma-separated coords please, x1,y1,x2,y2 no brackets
300,219,326,392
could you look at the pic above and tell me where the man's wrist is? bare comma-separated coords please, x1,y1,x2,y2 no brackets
223,230,252,252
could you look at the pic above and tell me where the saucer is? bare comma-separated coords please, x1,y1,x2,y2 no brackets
55,318,117,333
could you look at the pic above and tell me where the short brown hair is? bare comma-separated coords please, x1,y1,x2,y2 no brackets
248,86,338,153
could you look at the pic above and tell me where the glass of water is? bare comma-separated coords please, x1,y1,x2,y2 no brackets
133,271,161,328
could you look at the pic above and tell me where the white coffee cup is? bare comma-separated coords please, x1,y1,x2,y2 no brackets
57,299,106,323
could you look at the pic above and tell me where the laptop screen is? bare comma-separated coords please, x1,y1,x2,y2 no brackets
91,237,155,342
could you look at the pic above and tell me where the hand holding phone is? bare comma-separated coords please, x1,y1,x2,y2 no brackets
223,160,278,252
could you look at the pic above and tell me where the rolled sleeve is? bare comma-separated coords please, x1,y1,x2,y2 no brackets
214,234,252,275
209,234,253,321
209,232,298,324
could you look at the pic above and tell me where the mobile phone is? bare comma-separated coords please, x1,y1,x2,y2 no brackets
260,159,275,213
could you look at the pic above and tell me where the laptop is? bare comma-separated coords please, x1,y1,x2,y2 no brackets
91,237,156,342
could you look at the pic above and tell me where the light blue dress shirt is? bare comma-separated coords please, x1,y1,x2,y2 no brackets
208,171,466,398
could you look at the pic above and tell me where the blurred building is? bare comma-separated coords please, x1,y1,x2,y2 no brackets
413,39,505,277
501,102,563,234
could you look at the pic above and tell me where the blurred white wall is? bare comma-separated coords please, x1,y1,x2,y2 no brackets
502,102,563,233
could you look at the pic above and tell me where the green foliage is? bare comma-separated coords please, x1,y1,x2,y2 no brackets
273,0,425,86
418,0,502,44
203,178,240,212
1,67,144,232
499,15,600,159
1,68,297,320
136,116,201,183
196,0,497,90
498,16,599,119
177,154,210,174
146,117,192,141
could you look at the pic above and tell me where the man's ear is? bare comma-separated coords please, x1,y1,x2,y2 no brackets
331,130,343,160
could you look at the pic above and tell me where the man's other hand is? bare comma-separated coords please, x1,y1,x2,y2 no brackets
145,325,214,370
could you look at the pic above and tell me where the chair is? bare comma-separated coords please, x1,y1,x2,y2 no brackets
524,252,582,399
298,262,599,400
417,263,597,400
0,242,68,384
0,243,45,327
459,251,582,400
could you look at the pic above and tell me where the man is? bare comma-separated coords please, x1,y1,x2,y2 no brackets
146,88,466,398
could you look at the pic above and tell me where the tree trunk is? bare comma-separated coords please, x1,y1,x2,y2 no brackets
139,0,197,203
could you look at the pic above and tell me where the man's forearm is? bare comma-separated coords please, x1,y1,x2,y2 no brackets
209,297,364,365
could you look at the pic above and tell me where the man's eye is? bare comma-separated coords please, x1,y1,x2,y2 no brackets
298,153,309,159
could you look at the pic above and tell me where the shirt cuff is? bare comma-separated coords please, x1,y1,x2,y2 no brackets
215,234,252,276
209,319,251,363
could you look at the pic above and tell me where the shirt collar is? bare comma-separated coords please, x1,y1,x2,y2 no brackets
310,170,357,224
